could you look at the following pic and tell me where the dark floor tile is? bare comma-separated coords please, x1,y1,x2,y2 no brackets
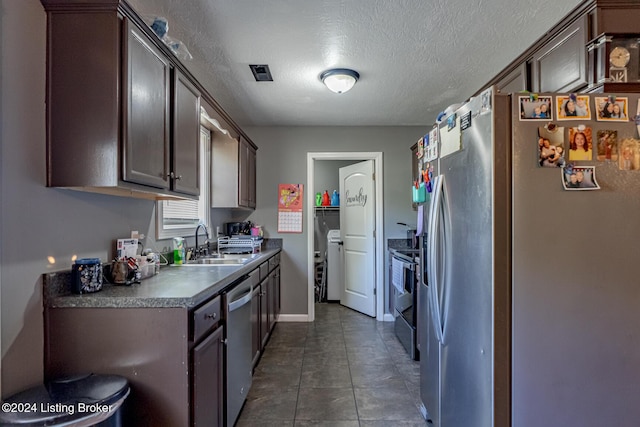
295,421,360,427
238,304,425,425
300,363,352,388
347,348,393,366
303,349,349,367
259,347,305,367
252,368,301,389
238,387,298,421
354,386,425,422
360,421,427,427
350,363,403,388
237,420,294,427
296,387,358,421
304,336,346,351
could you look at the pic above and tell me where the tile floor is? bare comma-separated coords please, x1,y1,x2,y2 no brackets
236,303,427,426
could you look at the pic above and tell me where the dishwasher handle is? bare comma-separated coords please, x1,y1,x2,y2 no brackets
228,288,252,312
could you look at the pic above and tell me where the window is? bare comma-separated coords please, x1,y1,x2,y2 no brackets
156,126,211,239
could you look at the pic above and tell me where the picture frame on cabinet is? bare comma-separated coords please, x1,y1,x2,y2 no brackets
595,96,629,122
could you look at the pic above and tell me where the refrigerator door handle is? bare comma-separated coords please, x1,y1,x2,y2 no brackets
438,174,452,344
428,175,445,344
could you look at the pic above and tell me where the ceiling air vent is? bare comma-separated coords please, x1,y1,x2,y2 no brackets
249,64,273,82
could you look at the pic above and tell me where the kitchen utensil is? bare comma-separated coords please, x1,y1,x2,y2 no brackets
110,259,138,285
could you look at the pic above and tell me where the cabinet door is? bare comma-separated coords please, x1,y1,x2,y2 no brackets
172,71,201,196
531,16,588,93
251,286,261,368
495,63,528,93
238,137,257,208
192,325,224,427
268,270,277,332
123,19,171,189
274,266,281,318
248,144,257,208
260,280,269,348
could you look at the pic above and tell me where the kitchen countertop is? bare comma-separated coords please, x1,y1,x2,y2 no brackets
43,247,281,309
388,238,420,262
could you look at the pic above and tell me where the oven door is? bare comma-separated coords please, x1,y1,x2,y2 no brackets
394,259,416,325
393,255,419,359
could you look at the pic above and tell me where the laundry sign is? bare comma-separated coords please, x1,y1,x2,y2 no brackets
344,187,368,207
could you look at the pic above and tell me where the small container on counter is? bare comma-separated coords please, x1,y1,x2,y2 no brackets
71,258,103,294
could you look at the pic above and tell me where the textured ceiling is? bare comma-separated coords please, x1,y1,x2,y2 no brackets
127,0,583,127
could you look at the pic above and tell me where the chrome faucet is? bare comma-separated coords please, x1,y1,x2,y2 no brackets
194,223,210,258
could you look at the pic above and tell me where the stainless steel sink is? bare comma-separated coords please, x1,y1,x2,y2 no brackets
190,258,248,265
181,253,258,266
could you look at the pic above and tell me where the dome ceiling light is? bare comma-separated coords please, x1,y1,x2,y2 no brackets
320,68,360,94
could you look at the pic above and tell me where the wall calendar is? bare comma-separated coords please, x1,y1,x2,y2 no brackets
277,183,304,233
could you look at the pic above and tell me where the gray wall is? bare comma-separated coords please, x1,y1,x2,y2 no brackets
0,0,424,398
314,160,357,196
244,126,426,315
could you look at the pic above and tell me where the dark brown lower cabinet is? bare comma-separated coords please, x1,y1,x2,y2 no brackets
251,285,261,369
260,278,270,348
192,325,224,426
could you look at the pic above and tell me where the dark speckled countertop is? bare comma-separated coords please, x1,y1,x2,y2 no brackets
43,246,281,309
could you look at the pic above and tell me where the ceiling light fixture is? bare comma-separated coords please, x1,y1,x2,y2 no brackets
320,68,360,94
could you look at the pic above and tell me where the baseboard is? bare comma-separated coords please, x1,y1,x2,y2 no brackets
383,313,395,322
276,314,310,322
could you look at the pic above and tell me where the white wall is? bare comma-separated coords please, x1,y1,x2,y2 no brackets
244,126,426,315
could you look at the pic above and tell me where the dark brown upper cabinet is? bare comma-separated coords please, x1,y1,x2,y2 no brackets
531,16,589,93
42,0,201,200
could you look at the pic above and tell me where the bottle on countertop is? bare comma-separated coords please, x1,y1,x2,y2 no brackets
173,237,185,265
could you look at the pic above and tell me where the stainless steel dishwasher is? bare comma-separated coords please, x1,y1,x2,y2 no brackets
224,269,258,427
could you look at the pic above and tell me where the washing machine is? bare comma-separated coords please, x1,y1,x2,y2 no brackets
326,229,343,301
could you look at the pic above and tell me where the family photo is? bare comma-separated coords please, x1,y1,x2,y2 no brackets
538,125,565,167
520,96,552,120
562,166,599,190
556,95,591,120
595,96,628,121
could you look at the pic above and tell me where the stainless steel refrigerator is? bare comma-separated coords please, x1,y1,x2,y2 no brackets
418,88,640,427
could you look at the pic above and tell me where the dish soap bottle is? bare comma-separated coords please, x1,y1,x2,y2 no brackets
173,237,185,265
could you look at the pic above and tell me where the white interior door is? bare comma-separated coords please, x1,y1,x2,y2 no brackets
339,160,376,317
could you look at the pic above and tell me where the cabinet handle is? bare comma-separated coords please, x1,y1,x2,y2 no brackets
221,338,227,345
175,175,182,180
167,172,175,179
205,313,217,319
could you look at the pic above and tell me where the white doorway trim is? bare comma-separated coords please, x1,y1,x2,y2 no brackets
306,152,384,322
